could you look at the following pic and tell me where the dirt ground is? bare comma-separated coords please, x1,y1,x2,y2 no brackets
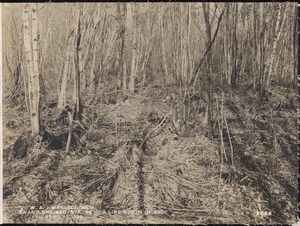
2,84,297,224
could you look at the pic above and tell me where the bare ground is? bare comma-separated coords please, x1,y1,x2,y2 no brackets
3,84,297,224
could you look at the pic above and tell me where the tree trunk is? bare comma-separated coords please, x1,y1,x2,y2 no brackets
258,4,266,95
23,3,40,137
202,3,212,125
122,4,128,91
293,4,298,84
252,4,257,90
160,8,169,88
128,3,137,93
231,3,238,88
58,35,73,110
116,3,122,90
264,3,289,91
141,5,153,87
73,6,82,120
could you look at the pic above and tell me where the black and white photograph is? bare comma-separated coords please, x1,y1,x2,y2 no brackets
1,2,298,224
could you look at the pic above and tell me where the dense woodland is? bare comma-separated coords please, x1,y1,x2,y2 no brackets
2,3,298,224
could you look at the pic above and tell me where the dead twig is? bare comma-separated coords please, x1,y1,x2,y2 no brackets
216,93,223,209
65,111,73,153
224,114,234,167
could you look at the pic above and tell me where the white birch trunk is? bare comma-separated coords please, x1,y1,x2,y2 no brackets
23,3,40,137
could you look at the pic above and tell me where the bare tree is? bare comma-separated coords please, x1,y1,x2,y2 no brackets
23,3,40,137
160,7,169,89
116,3,127,91
128,3,137,93
73,5,82,120
57,30,74,110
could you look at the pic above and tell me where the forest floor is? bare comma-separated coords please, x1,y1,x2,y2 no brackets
2,82,297,224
